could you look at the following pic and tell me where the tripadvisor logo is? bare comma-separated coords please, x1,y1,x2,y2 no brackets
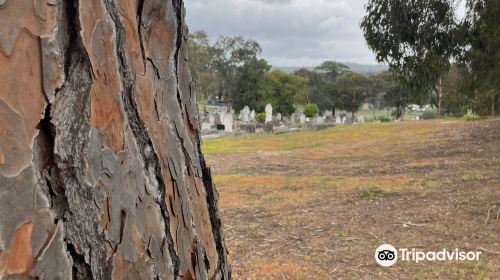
375,244,482,267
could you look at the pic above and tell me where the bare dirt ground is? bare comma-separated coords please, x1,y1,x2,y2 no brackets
203,119,500,279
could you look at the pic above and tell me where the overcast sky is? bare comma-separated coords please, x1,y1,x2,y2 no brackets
185,0,380,67
185,0,466,67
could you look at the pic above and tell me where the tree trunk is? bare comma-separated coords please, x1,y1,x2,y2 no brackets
437,77,442,117
492,94,496,117
0,1,229,279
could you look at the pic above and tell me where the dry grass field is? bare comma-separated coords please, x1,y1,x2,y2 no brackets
203,119,500,279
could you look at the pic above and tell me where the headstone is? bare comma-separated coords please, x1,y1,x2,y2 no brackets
290,113,296,124
314,116,325,125
341,116,346,124
358,116,365,123
250,110,256,122
223,112,234,132
265,103,273,123
239,123,256,134
201,121,211,132
209,114,215,126
276,113,282,121
239,106,250,123
299,113,306,125
218,111,225,125
336,116,341,124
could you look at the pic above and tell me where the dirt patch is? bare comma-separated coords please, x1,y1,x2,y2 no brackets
204,119,500,279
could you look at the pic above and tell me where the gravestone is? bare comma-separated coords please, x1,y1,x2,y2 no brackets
240,106,250,123
265,103,273,123
223,112,234,132
201,121,211,132
220,111,226,124
314,116,325,125
209,114,215,126
336,116,341,124
290,113,297,124
250,109,256,122
299,113,306,125
276,113,282,121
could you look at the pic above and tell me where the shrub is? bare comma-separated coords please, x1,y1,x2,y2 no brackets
463,109,481,121
379,116,391,122
304,103,320,118
420,110,437,120
257,112,266,123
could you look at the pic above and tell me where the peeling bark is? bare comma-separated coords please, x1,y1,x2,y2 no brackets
0,1,229,279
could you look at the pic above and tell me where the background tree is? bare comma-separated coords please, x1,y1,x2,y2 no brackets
315,61,349,82
188,30,217,105
361,0,459,116
0,1,229,279
441,63,475,116
264,70,308,115
366,71,392,118
335,71,370,118
462,0,500,116
233,58,271,111
295,68,333,112
382,75,412,120
212,36,262,102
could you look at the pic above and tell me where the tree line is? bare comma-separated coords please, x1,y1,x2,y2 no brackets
362,0,500,117
188,30,414,119
189,0,500,120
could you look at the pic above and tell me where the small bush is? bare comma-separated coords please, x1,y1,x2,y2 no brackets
256,112,266,123
420,110,437,120
304,103,320,118
379,116,391,123
463,110,482,121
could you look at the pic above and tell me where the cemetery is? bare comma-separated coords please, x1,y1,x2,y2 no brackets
2,0,500,279
200,103,368,138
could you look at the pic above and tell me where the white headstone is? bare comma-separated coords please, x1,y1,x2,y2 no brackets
201,122,211,131
209,114,215,126
290,113,296,124
276,113,282,121
239,106,250,123
336,116,341,124
265,103,273,123
223,112,234,132
219,111,225,125
358,116,365,123
314,116,325,125
299,113,306,125
341,116,346,124
250,110,256,122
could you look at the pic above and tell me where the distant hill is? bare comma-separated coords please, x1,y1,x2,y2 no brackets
276,62,388,75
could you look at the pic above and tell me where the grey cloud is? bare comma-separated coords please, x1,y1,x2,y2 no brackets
185,0,379,66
